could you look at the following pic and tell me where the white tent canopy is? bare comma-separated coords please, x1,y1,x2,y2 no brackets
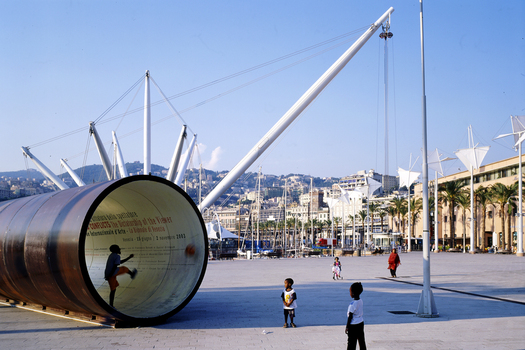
206,221,239,240
398,167,421,189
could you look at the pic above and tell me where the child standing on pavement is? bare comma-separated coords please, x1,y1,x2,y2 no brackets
281,278,297,328
345,282,366,350
332,257,342,280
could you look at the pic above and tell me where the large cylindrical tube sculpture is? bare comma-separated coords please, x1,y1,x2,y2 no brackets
0,175,207,326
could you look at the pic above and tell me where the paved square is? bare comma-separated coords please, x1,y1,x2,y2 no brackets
1,251,524,349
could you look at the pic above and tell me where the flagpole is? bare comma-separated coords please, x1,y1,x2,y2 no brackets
417,0,438,317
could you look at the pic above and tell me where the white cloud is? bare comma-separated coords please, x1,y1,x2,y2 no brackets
204,146,223,170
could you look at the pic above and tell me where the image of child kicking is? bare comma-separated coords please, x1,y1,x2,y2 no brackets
104,244,137,307
281,277,297,328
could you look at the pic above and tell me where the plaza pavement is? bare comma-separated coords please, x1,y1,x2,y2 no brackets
1,251,524,350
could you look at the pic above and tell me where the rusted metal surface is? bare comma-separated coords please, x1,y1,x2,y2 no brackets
0,175,208,326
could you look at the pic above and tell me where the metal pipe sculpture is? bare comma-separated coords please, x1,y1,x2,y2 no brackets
0,175,207,326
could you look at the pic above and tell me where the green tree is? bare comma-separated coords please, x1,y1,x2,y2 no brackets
316,219,325,241
358,210,367,245
386,206,397,232
378,208,387,232
368,202,380,233
474,185,492,250
409,198,423,238
456,192,470,250
490,182,517,250
439,179,466,249
389,197,406,232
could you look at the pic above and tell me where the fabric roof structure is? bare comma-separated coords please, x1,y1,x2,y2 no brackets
397,167,421,189
454,126,490,173
511,115,525,147
356,178,382,198
205,221,239,240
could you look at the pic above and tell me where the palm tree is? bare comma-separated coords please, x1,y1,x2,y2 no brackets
316,219,325,240
368,202,380,233
311,218,319,245
490,182,517,250
507,200,517,251
386,206,397,232
358,210,367,246
399,204,408,234
277,220,285,248
474,185,491,250
390,197,405,232
286,218,295,248
456,192,470,250
439,179,466,249
333,216,341,244
378,208,387,232
409,198,423,238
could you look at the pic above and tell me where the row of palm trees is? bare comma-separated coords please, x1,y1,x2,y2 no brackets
386,179,521,251
249,178,520,251
437,179,520,251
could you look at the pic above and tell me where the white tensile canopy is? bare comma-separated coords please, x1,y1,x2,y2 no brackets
205,221,239,240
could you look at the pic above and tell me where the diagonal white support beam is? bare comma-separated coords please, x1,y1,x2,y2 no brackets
199,7,395,211
167,125,187,182
21,147,69,190
60,159,86,187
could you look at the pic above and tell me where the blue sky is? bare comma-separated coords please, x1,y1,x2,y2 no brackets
1,1,524,179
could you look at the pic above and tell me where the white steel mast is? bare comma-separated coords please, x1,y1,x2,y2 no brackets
175,134,197,187
198,7,395,212
416,0,438,317
112,131,128,178
144,70,151,175
89,122,113,181
60,159,86,187
167,125,187,182
21,147,69,190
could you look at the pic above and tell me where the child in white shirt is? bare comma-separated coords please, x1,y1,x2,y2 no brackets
345,282,366,349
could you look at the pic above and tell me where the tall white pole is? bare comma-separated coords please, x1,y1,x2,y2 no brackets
434,170,439,252
198,7,395,211
144,70,151,175
310,177,313,247
60,159,86,187
89,122,113,181
353,198,356,248
366,185,370,254
284,179,287,254
167,125,187,182
518,141,524,256
468,166,474,253
112,131,128,179
256,167,261,252
342,200,345,248
408,190,412,252
175,134,197,187
417,0,438,317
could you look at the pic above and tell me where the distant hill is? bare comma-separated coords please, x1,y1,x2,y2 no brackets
0,168,45,181
0,164,339,191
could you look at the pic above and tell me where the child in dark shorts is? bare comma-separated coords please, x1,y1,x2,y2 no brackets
281,278,297,328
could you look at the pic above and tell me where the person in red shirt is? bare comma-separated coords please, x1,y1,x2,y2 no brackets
387,248,401,278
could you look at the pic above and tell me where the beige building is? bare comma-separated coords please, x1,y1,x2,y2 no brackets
413,154,524,251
